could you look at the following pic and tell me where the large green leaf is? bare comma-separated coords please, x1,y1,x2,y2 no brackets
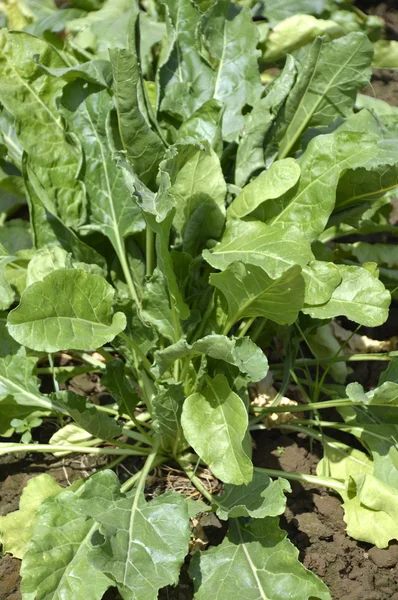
227,158,300,219
21,481,112,599
181,374,253,485
23,160,105,268
0,474,62,559
200,0,261,141
303,264,390,327
177,99,223,155
77,470,191,599
61,83,145,262
235,56,297,186
210,263,305,327
158,0,213,121
190,517,331,599
263,127,377,241
0,322,51,410
204,221,312,279
275,33,373,158
0,31,85,227
154,334,268,382
215,469,290,520
7,269,126,352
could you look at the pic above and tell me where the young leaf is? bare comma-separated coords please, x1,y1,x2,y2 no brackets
0,474,62,559
302,261,342,305
177,99,223,155
77,470,191,599
181,374,253,485
102,359,140,417
154,334,268,382
210,263,305,328
110,4,165,188
190,517,331,599
227,158,300,220
0,31,86,227
21,482,112,599
215,469,290,520
204,221,313,279
54,391,122,440
303,265,390,327
141,268,179,343
0,397,47,437
200,0,261,141
0,322,51,410
7,269,126,352
25,245,72,287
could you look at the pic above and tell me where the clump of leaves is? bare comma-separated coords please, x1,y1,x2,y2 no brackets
0,0,398,598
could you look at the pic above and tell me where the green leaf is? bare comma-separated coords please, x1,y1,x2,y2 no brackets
113,299,158,359
210,263,305,327
165,142,226,255
36,59,113,88
204,221,312,279
26,245,72,287
158,0,213,122
261,14,344,64
141,268,178,343
305,323,348,383
152,384,185,454
0,396,47,437
0,474,62,559
0,243,16,310
373,40,398,69
78,470,191,599
0,219,32,254
262,0,327,26
264,127,377,241
102,359,140,417
181,374,253,484
61,83,145,256
276,33,373,158
54,391,122,440
7,269,126,352
190,517,331,599
337,242,398,270
110,19,165,187
215,469,290,520
302,261,342,305
21,480,112,599
303,265,391,327
154,334,268,382
200,0,261,141
0,31,86,228
177,99,223,156
235,56,297,186
0,322,51,410
23,159,106,268
227,158,300,220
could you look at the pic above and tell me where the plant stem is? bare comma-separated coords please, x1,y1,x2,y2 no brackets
237,317,255,338
146,227,155,276
177,457,213,503
1,444,149,457
122,427,152,445
250,398,369,414
271,353,393,370
251,318,267,343
256,467,346,492
118,245,142,308
120,438,161,493
35,365,100,376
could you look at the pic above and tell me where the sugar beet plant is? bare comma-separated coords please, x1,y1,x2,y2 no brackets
0,0,398,598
